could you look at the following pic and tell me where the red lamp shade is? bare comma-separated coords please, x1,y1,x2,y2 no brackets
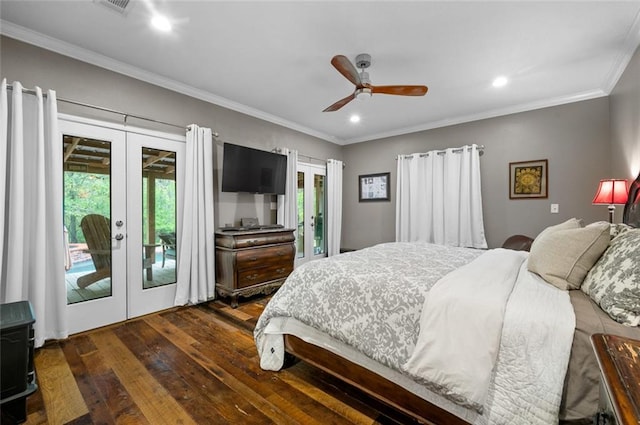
592,179,629,205
592,179,629,223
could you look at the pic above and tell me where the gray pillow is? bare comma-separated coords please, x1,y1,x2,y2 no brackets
527,222,610,290
529,218,583,253
582,229,640,326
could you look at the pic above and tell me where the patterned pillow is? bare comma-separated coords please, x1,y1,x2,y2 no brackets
582,229,640,326
611,223,634,238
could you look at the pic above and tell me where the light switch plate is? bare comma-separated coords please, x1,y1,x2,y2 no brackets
550,204,559,213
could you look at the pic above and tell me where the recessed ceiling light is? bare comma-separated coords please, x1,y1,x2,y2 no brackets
492,76,508,88
350,115,361,123
151,14,172,32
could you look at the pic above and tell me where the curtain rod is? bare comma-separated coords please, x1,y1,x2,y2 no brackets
6,83,219,136
397,145,485,160
274,148,346,168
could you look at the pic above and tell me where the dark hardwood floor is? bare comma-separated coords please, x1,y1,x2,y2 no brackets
18,296,419,425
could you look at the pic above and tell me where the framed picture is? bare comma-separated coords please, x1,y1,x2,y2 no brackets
359,172,390,202
509,159,548,199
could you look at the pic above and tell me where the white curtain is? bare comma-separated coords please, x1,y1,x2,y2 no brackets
174,124,216,305
0,79,68,347
396,144,487,248
277,148,298,234
326,159,343,256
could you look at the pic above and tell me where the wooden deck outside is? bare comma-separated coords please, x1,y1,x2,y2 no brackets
65,259,177,304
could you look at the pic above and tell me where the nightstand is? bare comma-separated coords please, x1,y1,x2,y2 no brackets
591,333,640,424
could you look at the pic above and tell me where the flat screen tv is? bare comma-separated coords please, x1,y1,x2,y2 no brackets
221,142,287,195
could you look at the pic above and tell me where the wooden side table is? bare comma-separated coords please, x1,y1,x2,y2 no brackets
591,333,640,424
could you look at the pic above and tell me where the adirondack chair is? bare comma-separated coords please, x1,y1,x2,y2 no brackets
77,214,111,288
158,232,176,267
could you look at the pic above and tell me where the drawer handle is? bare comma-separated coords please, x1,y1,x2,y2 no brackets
276,268,286,274
248,239,259,244
249,257,258,261
246,274,259,281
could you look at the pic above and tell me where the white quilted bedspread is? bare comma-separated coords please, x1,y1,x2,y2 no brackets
477,263,576,425
403,249,528,412
254,242,575,425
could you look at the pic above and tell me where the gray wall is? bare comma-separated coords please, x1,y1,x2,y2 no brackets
0,36,343,228
3,35,636,250
342,98,611,249
610,45,640,182
341,46,640,250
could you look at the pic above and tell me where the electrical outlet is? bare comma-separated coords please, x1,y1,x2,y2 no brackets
550,204,559,214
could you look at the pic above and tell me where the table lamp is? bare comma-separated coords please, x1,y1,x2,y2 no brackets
592,179,629,223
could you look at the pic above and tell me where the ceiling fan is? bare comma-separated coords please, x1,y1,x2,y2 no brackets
323,53,428,112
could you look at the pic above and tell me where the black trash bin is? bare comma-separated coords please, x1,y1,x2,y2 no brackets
0,301,37,424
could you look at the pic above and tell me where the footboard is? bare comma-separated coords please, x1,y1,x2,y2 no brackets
283,334,470,425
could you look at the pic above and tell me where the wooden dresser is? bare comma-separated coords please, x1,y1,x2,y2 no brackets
592,333,640,425
215,228,295,308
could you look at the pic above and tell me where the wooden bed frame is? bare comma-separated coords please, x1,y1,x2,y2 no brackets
284,335,467,424
283,171,640,425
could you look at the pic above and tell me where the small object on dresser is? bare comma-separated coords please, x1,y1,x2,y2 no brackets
591,333,640,425
241,217,259,227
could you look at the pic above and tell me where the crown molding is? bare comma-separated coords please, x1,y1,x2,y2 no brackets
2,18,634,148
342,89,608,145
601,7,640,94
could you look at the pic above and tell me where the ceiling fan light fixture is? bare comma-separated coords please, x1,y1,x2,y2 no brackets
151,14,172,32
323,54,427,112
492,76,508,88
355,88,372,101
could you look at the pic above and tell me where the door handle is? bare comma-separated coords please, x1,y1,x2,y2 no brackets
114,234,124,241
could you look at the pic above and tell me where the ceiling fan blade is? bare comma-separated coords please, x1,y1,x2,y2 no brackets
323,93,356,112
371,85,428,96
331,55,362,87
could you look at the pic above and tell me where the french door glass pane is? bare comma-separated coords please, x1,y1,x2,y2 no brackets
63,136,112,304
141,148,177,289
313,173,326,255
297,171,305,258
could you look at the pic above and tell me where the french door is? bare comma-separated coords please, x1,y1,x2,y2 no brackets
295,163,326,266
127,132,184,318
60,116,185,334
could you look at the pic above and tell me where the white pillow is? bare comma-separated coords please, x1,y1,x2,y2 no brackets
527,222,610,290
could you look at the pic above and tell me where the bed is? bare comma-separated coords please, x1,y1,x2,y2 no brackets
254,172,640,425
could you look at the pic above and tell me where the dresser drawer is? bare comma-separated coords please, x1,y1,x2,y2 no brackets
237,263,293,288
236,244,295,270
217,231,295,249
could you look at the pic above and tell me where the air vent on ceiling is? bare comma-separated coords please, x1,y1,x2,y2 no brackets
95,0,131,14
